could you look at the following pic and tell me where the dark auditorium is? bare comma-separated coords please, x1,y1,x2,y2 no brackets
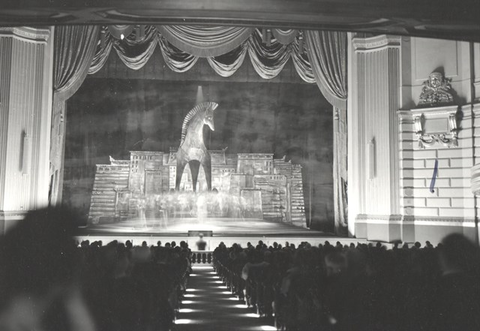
1,1,480,330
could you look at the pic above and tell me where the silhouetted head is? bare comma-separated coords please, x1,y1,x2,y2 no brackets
438,233,480,274
0,207,79,307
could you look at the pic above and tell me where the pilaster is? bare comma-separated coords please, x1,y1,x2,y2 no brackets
0,26,54,232
348,34,402,241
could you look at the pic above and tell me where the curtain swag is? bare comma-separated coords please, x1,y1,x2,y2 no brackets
305,30,347,110
67,25,347,109
155,25,253,58
271,29,298,45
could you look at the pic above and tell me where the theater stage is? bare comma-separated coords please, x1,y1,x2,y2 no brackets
75,217,364,249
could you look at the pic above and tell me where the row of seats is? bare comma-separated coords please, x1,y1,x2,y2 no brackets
213,236,480,331
0,207,193,331
78,240,191,331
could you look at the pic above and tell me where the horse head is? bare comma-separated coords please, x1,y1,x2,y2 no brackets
203,102,218,132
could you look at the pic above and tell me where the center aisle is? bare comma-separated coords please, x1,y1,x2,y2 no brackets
174,265,276,331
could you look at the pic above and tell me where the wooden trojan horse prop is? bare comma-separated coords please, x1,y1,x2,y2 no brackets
175,102,218,191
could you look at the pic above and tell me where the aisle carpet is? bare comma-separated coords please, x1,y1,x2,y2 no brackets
174,265,276,331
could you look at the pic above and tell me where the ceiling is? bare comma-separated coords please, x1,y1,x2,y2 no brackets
2,0,480,42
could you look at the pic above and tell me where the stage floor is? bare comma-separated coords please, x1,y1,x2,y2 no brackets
77,217,326,237
75,217,365,248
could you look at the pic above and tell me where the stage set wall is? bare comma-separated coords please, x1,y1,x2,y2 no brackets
2,26,480,244
348,34,480,244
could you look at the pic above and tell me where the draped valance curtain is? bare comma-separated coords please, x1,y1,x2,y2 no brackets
83,25,346,109
52,24,348,233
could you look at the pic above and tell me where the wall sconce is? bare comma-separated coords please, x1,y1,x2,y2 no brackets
20,130,30,175
368,138,376,180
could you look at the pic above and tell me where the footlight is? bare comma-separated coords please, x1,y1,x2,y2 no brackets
246,313,260,318
235,304,249,309
175,319,193,324
178,308,195,313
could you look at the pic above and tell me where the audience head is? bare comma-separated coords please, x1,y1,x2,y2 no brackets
0,207,91,330
438,233,480,275
325,251,348,276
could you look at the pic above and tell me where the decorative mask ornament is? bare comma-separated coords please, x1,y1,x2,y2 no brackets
418,72,454,107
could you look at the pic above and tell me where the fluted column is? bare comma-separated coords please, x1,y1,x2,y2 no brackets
347,34,402,240
0,27,54,232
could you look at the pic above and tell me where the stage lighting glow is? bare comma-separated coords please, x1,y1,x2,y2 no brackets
178,308,196,313
175,319,192,324
246,313,260,318
193,266,213,270
235,304,249,309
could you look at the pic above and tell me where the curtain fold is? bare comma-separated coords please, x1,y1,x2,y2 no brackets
114,25,158,70
305,30,347,110
89,27,114,75
272,29,298,45
207,42,248,78
87,26,326,87
52,25,100,205
54,25,100,102
248,29,292,80
107,25,135,40
291,37,316,84
333,107,348,235
157,35,199,73
156,25,253,58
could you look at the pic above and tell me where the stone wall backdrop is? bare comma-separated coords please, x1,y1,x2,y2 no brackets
64,57,334,231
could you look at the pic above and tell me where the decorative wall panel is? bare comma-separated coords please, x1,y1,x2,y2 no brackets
0,27,53,217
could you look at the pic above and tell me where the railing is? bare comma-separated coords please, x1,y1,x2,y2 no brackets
190,251,213,264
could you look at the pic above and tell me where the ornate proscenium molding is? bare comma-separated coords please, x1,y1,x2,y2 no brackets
399,105,459,149
471,163,480,196
418,72,454,107
414,112,458,148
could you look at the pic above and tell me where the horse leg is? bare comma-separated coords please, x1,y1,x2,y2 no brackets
175,153,188,191
189,160,200,192
203,153,212,191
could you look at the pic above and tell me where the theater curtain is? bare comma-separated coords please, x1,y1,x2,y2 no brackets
158,35,199,73
333,108,348,235
156,25,253,58
272,29,298,45
88,26,319,82
113,25,158,70
54,25,100,103
207,43,248,78
51,25,100,205
305,30,347,110
305,30,348,235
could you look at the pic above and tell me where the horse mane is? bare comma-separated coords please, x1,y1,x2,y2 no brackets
180,102,217,145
